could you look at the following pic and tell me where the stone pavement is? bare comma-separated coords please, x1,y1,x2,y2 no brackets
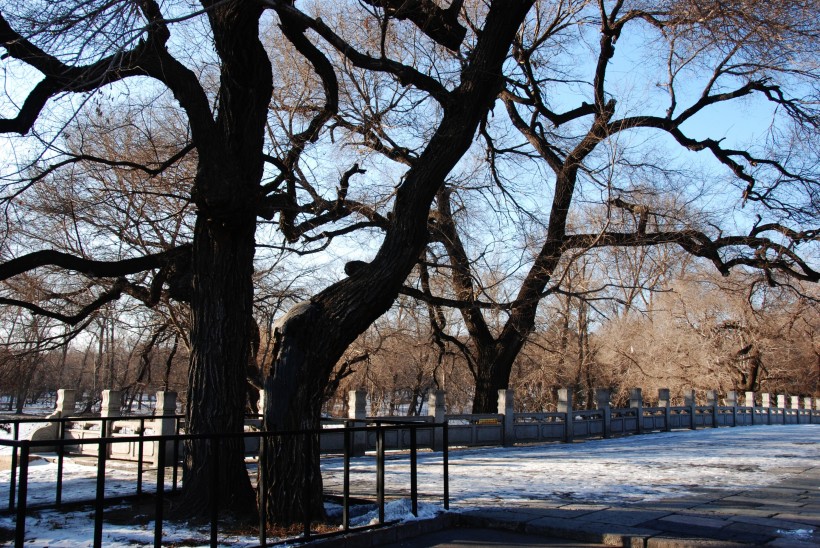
450,467,819,547
317,465,819,547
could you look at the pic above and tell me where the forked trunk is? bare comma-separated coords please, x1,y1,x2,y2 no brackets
258,0,535,526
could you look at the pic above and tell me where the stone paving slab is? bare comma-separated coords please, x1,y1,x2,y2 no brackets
573,508,671,527
357,465,820,547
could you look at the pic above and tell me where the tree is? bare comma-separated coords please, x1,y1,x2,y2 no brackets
399,0,819,411
0,0,535,524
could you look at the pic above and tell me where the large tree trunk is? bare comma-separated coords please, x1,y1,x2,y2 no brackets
172,1,272,522
260,2,536,526
175,213,258,520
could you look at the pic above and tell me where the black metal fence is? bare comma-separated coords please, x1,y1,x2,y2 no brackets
0,420,449,548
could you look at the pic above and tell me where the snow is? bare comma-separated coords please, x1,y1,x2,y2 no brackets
1,424,817,546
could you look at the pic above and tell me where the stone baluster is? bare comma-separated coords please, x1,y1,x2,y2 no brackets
658,388,671,432
428,390,446,451
630,388,644,434
557,389,574,442
684,389,697,429
348,388,368,456
498,389,515,447
595,389,611,439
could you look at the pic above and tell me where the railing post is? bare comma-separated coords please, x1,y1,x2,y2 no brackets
410,426,418,517
94,438,108,548
154,438,166,547
630,388,644,434
658,389,671,432
348,389,367,456
497,389,515,447
706,390,719,428
137,417,145,495
726,391,738,427
745,391,756,425
777,394,786,424
684,389,697,429
804,397,812,424
557,388,573,442
443,421,449,511
56,420,65,506
14,441,30,548
9,422,18,510
595,389,611,439
258,433,267,546
376,425,385,525
790,396,800,424
343,427,351,531
762,393,771,424
428,390,446,451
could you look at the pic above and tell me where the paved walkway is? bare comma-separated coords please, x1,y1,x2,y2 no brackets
451,466,819,547
327,465,819,547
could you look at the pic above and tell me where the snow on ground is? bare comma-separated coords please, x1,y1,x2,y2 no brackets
0,424,817,546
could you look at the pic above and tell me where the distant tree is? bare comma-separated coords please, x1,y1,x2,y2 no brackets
596,269,819,400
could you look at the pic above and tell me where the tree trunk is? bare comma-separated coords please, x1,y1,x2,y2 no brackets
260,302,327,524
174,213,257,520
260,0,534,526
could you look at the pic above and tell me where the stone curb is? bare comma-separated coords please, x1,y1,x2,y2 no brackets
306,514,454,547
451,511,758,548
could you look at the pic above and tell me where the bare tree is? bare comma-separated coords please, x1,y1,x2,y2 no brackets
398,0,819,411
1,0,534,523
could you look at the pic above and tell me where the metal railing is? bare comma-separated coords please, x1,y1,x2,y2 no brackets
1,420,449,548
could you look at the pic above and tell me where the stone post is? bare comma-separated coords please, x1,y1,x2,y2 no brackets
804,397,812,410
745,391,756,425
595,389,611,439
684,389,697,430
706,390,719,428
154,391,178,464
348,389,368,456
557,388,574,442
777,394,786,424
762,393,772,425
100,389,122,438
54,389,77,418
30,388,77,449
497,389,515,447
726,390,738,427
258,389,266,421
790,396,800,424
428,390,446,451
630,388,644,434
658,388,671,432
154,391,178,435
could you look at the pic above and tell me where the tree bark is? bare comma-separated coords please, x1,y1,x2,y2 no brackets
175,212,258,520
173,1,272,521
